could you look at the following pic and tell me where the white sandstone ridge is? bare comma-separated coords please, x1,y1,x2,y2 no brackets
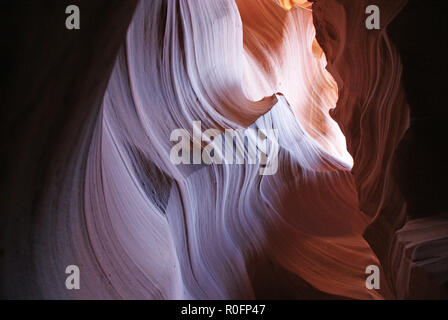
169,121,279,175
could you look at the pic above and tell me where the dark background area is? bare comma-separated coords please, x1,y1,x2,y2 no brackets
388,0,448,219
0,0,138,298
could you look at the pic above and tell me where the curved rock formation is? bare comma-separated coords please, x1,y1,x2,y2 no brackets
1,0,447,299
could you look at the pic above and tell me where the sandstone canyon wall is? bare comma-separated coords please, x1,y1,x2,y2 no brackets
1,0,446,299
